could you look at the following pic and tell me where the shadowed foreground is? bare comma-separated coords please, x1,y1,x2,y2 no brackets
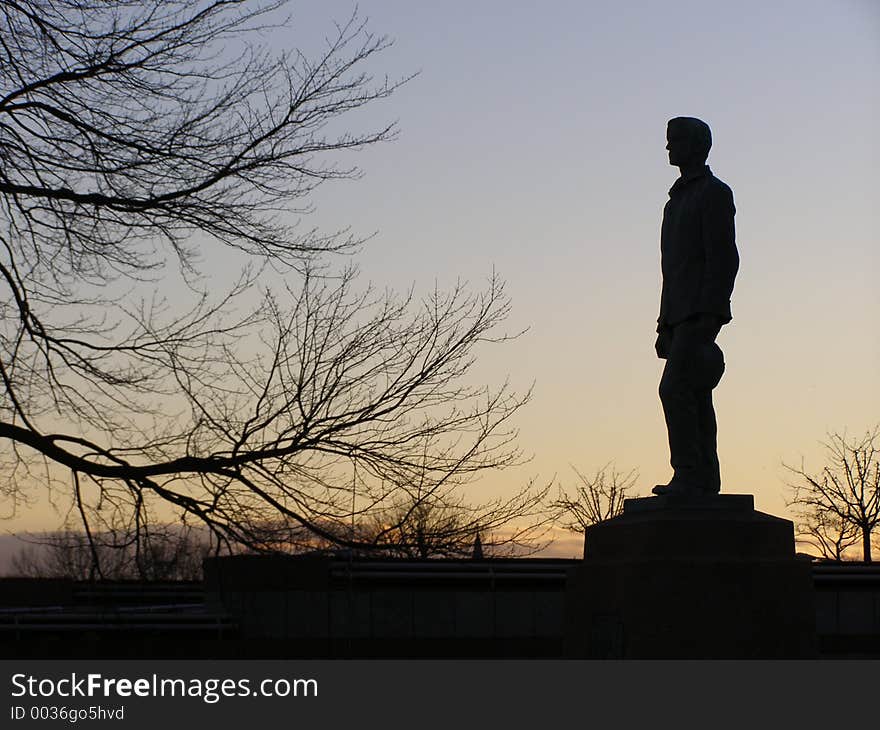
1,556,878,658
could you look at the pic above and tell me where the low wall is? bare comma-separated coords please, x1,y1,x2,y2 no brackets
813,564,880,656
204,555,573,657
204,555,880,658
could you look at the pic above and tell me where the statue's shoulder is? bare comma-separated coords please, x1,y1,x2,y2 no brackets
704,172,735,206
706,170,732,193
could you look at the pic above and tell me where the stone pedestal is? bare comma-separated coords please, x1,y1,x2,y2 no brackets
564,494,818,658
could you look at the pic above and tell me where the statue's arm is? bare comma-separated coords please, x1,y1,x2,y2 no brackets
698,184,739,321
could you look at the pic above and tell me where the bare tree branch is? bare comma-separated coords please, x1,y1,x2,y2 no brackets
553,462,639,533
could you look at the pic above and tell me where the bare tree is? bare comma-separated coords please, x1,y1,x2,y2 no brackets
11,523,212,580
242,459,553,559
785,426,880,562
360,480,553,559
792,508,859,562
553,463,639,533
0,2,531,559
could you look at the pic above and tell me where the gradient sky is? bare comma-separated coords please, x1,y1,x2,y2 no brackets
2,0,878,559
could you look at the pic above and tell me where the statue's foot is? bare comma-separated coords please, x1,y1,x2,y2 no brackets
652,478,701,497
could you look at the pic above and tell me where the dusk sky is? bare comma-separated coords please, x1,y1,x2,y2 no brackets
2,0,878,559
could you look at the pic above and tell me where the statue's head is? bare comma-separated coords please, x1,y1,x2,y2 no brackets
666,117,712,167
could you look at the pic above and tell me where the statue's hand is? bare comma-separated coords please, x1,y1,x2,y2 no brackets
655,330,671,359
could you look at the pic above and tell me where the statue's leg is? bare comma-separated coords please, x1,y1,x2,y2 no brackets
695,341,725,493
696,389,721,493
694,338,724,494
658,322,702,490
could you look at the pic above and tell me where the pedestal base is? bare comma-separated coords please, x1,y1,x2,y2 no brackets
564,494,817,658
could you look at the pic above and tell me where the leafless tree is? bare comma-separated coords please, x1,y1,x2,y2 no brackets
360,479,553,559
792,508,859,561
0,2,532,560
242,459,553,559
785,426,880,562
553,463,639,533
10,522,212,580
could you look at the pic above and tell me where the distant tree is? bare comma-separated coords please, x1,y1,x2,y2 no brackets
553,463,639,533
360,480,553,558
785,426,880,562
11,523,212,580
792,509,860,562
246,473,553,559
0,2,531,557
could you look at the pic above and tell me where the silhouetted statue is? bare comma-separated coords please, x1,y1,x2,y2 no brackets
653,117,739,497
